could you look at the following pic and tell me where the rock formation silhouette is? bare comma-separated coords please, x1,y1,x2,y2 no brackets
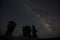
32,25,37,37
23,25,31,37
6,21,16,36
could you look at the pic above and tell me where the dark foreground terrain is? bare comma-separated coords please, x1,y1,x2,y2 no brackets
0,35,60,40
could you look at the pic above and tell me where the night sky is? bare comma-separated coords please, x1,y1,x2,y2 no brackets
0,0,60,38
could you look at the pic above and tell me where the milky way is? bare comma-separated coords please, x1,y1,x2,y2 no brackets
24,0,60,38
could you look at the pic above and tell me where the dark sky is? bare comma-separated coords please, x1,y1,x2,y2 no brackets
0,0,60,38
